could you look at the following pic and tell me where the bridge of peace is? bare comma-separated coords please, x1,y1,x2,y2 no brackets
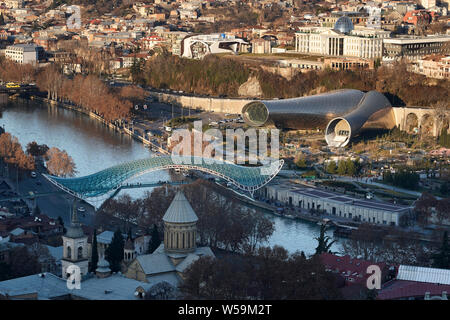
19,88,445,203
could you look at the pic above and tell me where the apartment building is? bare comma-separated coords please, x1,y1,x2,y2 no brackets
5,43,44,64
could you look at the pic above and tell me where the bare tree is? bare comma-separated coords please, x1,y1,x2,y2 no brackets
45,147,76,177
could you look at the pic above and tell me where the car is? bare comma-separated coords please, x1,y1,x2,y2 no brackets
77,206,86,213
6,82,20,88
31,172,37,178
36,181,41,186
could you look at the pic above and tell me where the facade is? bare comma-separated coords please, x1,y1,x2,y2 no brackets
5,44,44,64
181,33,248,59
295,19,390,59
262,183,410,226
411,55,450,79
251,38,271,54
242,89,394,147
383,36,450,61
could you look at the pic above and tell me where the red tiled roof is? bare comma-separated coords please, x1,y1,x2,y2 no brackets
378,279,450,300
320,253,390,285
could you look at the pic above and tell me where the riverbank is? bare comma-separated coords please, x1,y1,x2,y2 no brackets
29,95,169,155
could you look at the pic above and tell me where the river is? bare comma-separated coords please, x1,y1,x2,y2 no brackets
0,98,342,255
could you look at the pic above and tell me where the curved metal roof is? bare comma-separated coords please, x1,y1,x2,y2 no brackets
43,156,284,199
242,89,365,128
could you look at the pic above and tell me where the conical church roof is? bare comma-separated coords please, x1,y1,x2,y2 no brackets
162,191,198,224
65,201,85,238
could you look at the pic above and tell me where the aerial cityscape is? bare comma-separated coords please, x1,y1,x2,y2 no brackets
0,0,448,306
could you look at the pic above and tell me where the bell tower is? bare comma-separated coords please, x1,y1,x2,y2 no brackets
61,200,89,279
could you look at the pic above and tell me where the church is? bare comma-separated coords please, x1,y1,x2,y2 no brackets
0,191,214,300
123,191,215,284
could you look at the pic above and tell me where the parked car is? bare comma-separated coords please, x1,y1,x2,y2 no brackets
31,172,37,178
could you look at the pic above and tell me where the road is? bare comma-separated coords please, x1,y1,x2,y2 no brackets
17,169,95,226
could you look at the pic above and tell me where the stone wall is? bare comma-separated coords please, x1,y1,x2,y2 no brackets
149,91,251,115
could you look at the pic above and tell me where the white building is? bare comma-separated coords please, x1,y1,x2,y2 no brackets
295,16,390,59
5,44,44,64
181,33,248,59
263,183,410,226
420,0,436,9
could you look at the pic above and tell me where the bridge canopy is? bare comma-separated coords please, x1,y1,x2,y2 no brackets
43,156,283,199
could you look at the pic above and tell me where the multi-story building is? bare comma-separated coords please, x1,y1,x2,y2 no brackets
262,183,411,226
5,43,45,64
411,55,450,79
295,17,390,59
383,36,450,61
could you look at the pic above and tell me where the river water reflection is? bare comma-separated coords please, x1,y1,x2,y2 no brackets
1,99,342,255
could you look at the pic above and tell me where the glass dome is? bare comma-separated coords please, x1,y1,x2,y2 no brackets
333,16,354,34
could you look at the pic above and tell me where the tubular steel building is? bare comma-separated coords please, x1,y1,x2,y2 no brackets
242,89,395,147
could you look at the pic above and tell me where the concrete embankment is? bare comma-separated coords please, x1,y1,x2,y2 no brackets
148,91,251,114
29,96,168,155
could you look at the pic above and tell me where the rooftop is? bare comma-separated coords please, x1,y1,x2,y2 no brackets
162,191,198,224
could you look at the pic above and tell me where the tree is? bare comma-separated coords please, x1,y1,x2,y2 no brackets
345,158,356,176
97,194,141,231
295,154,308,169
57,216,66,233
45,147,76,177
0,13,5,26
144,281,176,300
105,229,124,272
415,192,438,226
90,229,99,273
432,231,450,269
337,160,347,175
180,246,342,300
0,247,41,280
148,224,161,254
314,223,336,255
327,161,337,174
26,141,49,158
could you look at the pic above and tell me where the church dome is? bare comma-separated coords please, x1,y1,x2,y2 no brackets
334,16,354,34
163,191,198,224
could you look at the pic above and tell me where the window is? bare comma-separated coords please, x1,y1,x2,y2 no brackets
78,246,83,259
67,246,72,259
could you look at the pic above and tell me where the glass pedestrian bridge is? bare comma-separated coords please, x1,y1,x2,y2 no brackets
43,156,284,199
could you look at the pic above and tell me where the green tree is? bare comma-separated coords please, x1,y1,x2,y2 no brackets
148,224,161,254
295,155,308,169
327,161,337,174
105,229,124,272
337,160,347,176
0,14,5,26
90,229,99,273
432,231,450,269
346,158,356,176
314,224,336,255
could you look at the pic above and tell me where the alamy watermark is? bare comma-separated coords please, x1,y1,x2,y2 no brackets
170,121,280,175
366,265,381,290
66,5,81,30
66,264,81,290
